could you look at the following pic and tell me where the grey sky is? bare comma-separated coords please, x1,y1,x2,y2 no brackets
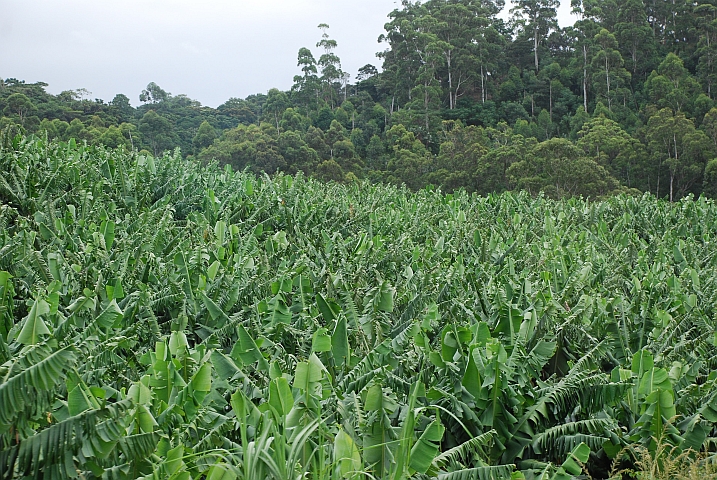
0,0,574,108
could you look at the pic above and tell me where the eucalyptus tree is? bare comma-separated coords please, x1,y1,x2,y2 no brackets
382,8,446,140
576,114,648,188
702,107,717,146
3,94,35,127
316,24,343,108
432,120,489,191
510,0,560,72
217,98,258,126
645,0,697,56
138,82,168,105
473,22,507,105
538,62,564,120
645,53,702,114
264,88,290,135
292,47,321,110
379,2,435,113
193,120,217,152
566,0,602,111
695,0,717,99
614,0,657,83
423,0,505,109
108,94,134,124
646,108,713,200
590,29,631,112
138,110,175,157
508,137,620,197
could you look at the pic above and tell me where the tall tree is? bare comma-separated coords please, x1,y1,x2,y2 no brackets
425,0,504,109
265,89,289,135
538,62,563,119
139,82,169,104
590,29,631,111
217,98,257,126
507,137,620,197
3,93,35,126
139,110,175,156
431,120,489,191
646,108,713,200
614,0,657,82
474,22,507,104
695,0,717,99
384,124,433,189
316,24,343,108
511,0,560,71
567,0,601,111
646,0,696,56
379,2,433,113
382,6,445,140
577,115,647,188
108,94,134,123
193,120,217,152
702,107,717,146
292,47,321,110
645,53,701,113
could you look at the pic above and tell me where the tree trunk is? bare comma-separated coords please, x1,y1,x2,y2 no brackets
534,25,540,71
605,56,611,111
447,51,454,109
424,82,430,132
670,172,674,202
583,45,588,111
708,33,713,99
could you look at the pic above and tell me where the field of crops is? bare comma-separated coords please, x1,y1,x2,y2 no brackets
1,133,717,479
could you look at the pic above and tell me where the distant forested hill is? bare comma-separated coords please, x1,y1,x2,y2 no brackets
3,0,717,199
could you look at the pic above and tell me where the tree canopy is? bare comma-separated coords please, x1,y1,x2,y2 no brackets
3,0,717,199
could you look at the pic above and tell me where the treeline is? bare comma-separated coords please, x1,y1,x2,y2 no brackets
3,0,717,199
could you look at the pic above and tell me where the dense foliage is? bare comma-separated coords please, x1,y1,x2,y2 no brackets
4,0,717,198
2,133,717,479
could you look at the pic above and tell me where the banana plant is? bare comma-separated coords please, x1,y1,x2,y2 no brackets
2,136,717,479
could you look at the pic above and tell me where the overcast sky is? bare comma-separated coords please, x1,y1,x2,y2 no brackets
0,0,574,108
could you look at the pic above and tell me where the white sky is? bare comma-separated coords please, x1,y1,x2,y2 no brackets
0,0,574,108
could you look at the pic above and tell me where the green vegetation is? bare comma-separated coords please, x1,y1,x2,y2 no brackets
2,132,717,479
4,0,717,198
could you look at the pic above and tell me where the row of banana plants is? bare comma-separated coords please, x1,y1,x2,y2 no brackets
1,132,717,479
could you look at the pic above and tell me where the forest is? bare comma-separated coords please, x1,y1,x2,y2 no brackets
3,0,717,199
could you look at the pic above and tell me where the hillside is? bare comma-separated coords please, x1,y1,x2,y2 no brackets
3,0,717,198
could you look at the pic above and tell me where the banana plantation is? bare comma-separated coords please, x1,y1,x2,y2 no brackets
2,132,717,479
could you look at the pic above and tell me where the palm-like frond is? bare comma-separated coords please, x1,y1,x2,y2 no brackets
0,344,75,425
338,321,418,394
432,430,497,470
1,399,132,480
436,464,517,480
531,418,617,456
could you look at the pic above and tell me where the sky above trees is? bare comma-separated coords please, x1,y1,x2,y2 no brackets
0,0,572,107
